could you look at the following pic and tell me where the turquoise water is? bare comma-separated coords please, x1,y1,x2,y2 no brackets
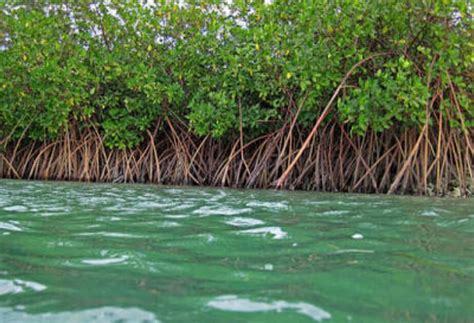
0,180,473,322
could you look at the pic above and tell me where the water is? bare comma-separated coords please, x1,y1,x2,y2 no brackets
0,180,473,322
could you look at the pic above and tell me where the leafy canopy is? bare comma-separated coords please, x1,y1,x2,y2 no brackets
1,0,472,148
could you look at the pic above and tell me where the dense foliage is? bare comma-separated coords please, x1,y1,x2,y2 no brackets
1,1,473,149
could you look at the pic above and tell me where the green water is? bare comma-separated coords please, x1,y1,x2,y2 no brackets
0,180,473,322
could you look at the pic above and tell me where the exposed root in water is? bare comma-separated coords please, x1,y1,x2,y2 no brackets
1,116,472,196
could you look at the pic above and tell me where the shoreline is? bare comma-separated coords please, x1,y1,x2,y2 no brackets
2,125,472,197
0,178,470,199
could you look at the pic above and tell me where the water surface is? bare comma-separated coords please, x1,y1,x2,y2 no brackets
0,180,473,322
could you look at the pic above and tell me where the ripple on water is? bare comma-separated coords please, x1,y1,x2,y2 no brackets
225,217,264,227
0,307,159,322
82,255,129,266
336,201,365,206
163,214,190,219
77,232,141,239
209,190,228,202
246,201,288,210
192,206,252,216
263,264,274,271
320,210,350,216
3,206,28,212
0,222,23,232
420,210,439,217
135,201,177,209
164,188,186,195
158,221,180,228
334,249,374,254
305,201,332,205
103,206,140,214
198,233,216,243
0,280,22,296
238,227,288,240
208,295,331,322
166,203,195,212
0,279,46,296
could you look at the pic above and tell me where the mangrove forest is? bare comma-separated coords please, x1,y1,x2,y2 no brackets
0,0,473,196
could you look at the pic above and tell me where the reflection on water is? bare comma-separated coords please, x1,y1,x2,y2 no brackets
208,295,331,321
0,179,473,322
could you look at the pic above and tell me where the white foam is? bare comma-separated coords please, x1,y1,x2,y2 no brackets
158,221,180,228
0,222,23,232
164,188,185,194
37,206,65,212
334,249,374,254
246,201,288,210
101,232,140,238
0,306,159,322
3,205,28,212
136,201,176,209
0,279,46,296
239,226,288,240
264,264,274,271
420,211,439,217
351,233,364,240
197,233,216,242
209,190,228,201
0,280,23,296
336,201,364,206
82,255,129,265
37,212,65,217
321,210,350,216
193,206,252,216
14,279,46,292
96,216,123,223
306,201,331,205
80,197,108,205
225,217,264,227
163,214,189,219
167,203,195,211
77,231,141,238
208,295,331,321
